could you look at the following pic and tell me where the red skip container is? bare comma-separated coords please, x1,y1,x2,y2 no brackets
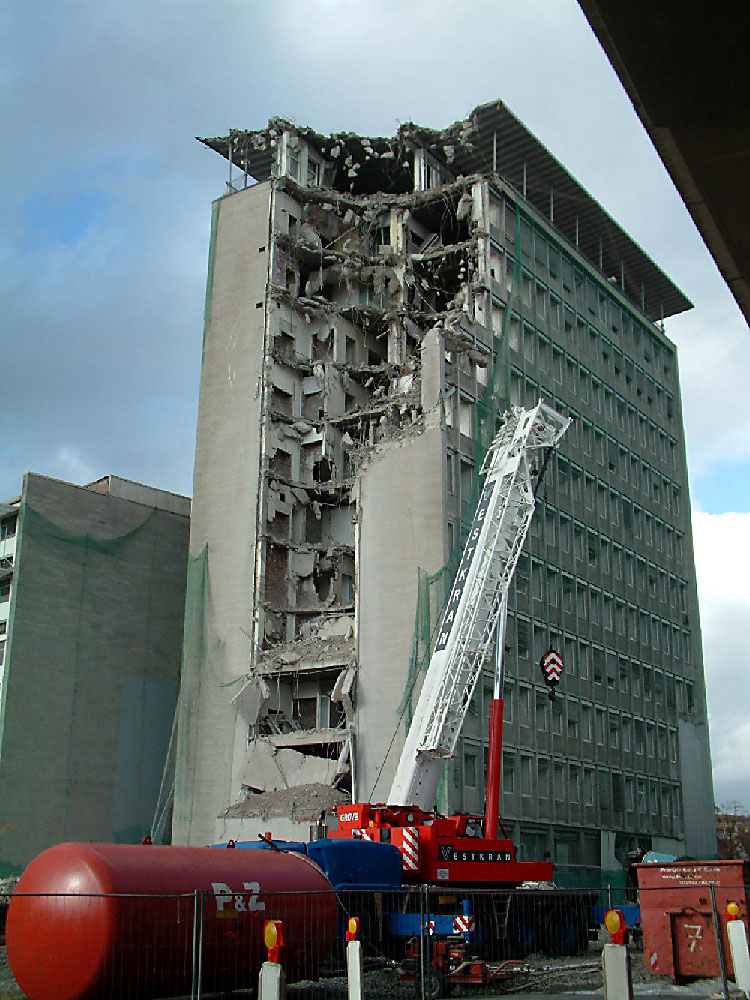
636,860,750,983
7,842,336,1000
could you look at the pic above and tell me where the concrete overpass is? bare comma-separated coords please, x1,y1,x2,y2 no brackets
579,0,750,327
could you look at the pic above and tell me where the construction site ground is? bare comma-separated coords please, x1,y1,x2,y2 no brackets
2,941,746,1000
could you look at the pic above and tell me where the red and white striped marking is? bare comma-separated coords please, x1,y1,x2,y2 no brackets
453,915,475,934
356,829,374,841
401,827,419,872
541,649,563,682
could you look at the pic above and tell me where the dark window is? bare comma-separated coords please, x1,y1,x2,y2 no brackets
293,697,317,729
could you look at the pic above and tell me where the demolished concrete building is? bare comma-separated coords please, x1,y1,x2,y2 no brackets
172,100,717,871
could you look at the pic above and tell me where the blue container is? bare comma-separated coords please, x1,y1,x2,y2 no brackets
307,839,402,890
211,837,402,891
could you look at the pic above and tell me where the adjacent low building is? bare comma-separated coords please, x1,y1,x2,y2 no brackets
0,473,190,874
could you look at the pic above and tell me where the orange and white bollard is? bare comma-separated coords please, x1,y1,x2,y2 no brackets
259,919,286,1000
346,917,363,1000
602,909,633,1000
726,901,750,996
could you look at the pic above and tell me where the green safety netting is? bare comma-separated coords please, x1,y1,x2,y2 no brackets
151,548,211,844
160,544,246,845
554,866,628,895
201,200,221,362
3,500,187,868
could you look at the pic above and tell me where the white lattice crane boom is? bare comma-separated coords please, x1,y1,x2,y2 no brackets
387,401,571,811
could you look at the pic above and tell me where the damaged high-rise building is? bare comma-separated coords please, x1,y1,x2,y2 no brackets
172,99,717,875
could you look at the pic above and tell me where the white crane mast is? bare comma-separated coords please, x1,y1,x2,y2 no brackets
387,401,571,811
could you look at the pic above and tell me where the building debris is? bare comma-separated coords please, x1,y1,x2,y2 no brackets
219,783,349,822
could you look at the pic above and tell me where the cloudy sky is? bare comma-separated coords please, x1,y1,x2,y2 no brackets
2,1,748,810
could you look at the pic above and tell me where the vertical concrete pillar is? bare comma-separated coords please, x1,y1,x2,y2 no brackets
420,327,444,416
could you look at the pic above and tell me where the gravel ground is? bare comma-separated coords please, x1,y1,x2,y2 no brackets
288,943,683,998
0,939,739,1000
0,946,24,999
0,944,610,1000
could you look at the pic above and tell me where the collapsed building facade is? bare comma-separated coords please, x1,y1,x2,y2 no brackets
172,100,716,873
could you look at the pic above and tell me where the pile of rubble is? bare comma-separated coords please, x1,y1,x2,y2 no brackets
220,782,349,822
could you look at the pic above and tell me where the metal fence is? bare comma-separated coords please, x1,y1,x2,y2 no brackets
2,882,748,1000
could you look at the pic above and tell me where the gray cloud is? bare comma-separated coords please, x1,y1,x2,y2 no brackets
3,0,749,806
693,513,750,809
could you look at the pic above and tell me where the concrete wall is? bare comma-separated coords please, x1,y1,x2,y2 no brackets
679,718,718,858
89,475,192,516
356,425,446,802
172,183,271,846
0,474,188,874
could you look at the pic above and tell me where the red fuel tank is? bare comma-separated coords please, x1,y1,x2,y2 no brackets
7,842,336,1000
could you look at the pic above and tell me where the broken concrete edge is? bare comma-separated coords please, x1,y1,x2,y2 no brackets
198,105,485,198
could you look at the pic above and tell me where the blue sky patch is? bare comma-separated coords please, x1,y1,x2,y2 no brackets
22,188,113,248
692,456,750,514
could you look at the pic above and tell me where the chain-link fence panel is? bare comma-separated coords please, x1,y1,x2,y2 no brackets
5,879,750,999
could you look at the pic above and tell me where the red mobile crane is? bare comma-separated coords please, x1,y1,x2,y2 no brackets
333,401,571,888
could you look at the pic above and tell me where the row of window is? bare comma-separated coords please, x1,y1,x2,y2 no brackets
504,624,695,706
510,691,680,761
448,460,686,577
552,452,685,558
510,601,691,668
519,529,689,613
462,741,681,821
508,290,674,413
447,354,680,494
510,371,678,484
510,321,675,444
0,517,16,543
493,202,674,383
498,752,681,819
284,142,322,188
555,454,680,527
450,365,680,494
444,365,681,536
